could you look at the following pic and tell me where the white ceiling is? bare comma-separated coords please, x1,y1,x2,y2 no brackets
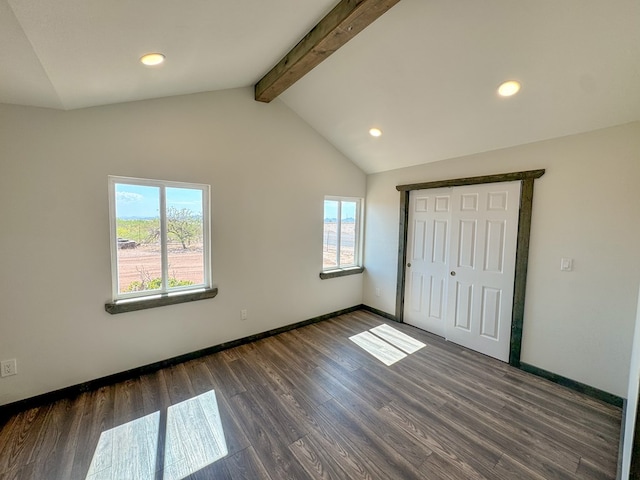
281,0,640,173
2,0,639,173
0,0,337,109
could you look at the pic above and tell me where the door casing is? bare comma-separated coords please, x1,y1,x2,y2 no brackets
395,169,545,367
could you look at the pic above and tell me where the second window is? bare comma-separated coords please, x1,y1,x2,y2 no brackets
323,196,362,271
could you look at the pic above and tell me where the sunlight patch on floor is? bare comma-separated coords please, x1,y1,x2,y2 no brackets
349,324,426,366
164,390,228,480
85,389,227,480
85,412,159,480
370,324,426,354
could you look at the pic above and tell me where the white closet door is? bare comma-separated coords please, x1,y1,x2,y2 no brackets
445,181,520,361
404,188,452,337
403,181,520,362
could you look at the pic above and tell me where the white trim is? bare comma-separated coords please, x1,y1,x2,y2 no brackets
336,200,342,267
108,178,119,299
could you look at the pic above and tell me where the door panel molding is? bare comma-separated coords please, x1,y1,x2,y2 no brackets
403,189,451,336
395,169,545,367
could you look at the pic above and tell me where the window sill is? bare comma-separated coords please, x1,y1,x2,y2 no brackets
105,287,218,314
319,266,364,280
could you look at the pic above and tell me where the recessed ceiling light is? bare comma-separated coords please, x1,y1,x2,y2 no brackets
369,128,382,137
140,53,165,66
498,80,521,97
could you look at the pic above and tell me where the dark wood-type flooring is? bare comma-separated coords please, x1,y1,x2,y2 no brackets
0,310,622,479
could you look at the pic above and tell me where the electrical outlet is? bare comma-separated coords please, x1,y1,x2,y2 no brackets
375,288,381,297
241,309,248,321
1,359,17,377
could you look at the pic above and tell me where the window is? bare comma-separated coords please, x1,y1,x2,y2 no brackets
322,196,363,277
107,176,214,311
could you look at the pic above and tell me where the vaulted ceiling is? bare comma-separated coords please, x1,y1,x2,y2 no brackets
2,0,639,173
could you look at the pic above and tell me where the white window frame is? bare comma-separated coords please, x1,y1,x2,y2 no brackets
322,195,363,272
108,176,211,301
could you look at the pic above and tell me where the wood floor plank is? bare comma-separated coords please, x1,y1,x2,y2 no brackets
255,336,333,406
0,414,20,459
331,392,431,468
0,309,622,479
271,332,320,373
500,403,618,469
162,391,228,480
0,461,36,480
493,453,549,480
418,450,488,480
202,353,247,398
502,368,621,417
247,381,308,445
229,389,309,480
360,361,451,409
252,368,383,479
414,345,620,445
306,407,399,480
382,399,505,479
226,357,270,392
113,377,144,425
224,445,273,480
23,406,59,468
27,396,84,479
498,376,621,439
438,399,579,479
219,345,243,363
393,325,617,428
41,393,90,479
0,411,26,474
318,398,430,479
185,459,233,480
69,386,115,479
139,368,172,414
293,323,362,372
163,363,197,405
576,456,617,480
380,401,492,479
182,358,251,457
181,358,216,395
289,434,352,479
0,406,51,475
85,408,158,479
287,328,362,379
307,364,378,409
303,361,435,471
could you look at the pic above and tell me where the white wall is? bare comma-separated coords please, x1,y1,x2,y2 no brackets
363,122,640,397
0,88,366,406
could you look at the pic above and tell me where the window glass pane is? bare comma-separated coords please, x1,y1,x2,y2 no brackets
323,200,339,269
115,184,161,294
340,201,357,267
166,187,205,288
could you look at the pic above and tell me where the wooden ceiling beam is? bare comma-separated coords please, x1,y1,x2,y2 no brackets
255,0,401,103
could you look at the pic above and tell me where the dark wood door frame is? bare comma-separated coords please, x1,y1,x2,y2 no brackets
395,169,545,367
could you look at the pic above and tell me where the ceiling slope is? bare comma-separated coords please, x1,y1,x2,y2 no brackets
0,1,64,109
281,0,640,173
1,0,337,110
